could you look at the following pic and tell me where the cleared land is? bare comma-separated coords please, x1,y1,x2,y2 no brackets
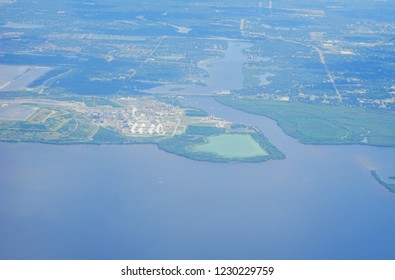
190,133,268,158
0,65,52,91
0,104,36,121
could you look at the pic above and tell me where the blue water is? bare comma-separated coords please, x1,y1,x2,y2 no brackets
1,35,395,260
1,98,395,259
147,41,250,95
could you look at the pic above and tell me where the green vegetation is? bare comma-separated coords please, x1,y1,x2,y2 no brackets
0,107,98,144
190,134,268,158
83,97,121,107
157,134,211,161
0,95,284,163
371,170,395,193
242,66,262,88
250,130,286,160
92,127,130,144
27,108,53,123
184,108,209,117
158,125,284,163
217,96,395,146
186,125,225,135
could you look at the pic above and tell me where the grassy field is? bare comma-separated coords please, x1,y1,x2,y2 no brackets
190,133,268,159
217,96,395,146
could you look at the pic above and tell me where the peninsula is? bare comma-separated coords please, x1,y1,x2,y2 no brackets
0,92,284,163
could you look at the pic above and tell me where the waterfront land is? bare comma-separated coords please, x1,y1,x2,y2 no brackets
158,124,284,162
371,170,395,193
190,134,269,158
1,0,395,261
0,93,283,162
217,96,395,146
0,0,394,164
